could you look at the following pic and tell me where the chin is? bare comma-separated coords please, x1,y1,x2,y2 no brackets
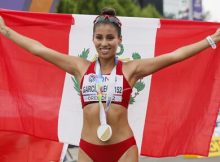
100,54,115,60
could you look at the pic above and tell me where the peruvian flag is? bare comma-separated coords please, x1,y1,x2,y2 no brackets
0,9,220,158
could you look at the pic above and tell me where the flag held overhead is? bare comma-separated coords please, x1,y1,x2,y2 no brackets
0,9,220,158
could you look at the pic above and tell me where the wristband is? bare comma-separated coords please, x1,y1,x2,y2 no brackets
206,36,216,49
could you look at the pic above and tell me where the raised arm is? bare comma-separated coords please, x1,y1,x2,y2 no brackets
0,16,89,78
127,29,220,83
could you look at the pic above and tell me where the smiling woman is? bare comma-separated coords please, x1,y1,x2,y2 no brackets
92,8,122,63
78,8,138,162
93,23,121,61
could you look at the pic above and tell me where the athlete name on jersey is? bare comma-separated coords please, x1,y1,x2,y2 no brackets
82,74,123,102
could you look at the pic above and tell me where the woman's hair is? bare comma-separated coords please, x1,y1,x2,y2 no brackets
101,7,116,16
93,8,122,37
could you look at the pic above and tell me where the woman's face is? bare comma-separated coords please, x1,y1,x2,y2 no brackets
93,24,122,60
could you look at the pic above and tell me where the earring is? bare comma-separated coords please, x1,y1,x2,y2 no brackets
116,44,124,56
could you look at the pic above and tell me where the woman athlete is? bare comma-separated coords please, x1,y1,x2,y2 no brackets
1,8,220,162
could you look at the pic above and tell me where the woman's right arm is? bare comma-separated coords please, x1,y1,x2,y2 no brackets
0,16,89,77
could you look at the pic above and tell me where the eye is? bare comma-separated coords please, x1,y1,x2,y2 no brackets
106,35,114,40
95,35,103,40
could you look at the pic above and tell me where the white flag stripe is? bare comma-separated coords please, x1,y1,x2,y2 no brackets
58,15,160,149
122,17,160,151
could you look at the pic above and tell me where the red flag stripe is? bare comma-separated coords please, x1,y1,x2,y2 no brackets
141,19,220,157
0,131,63,162
0,9,73,140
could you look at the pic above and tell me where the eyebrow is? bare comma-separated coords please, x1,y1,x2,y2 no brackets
95,33,115,36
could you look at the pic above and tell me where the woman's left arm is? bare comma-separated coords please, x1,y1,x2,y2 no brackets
131,29,220,80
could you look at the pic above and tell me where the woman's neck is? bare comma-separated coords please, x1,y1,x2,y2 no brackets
98,57,116,74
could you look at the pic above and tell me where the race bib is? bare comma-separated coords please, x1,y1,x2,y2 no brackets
82,74,123,102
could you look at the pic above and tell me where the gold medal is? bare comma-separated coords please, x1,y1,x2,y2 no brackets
97,124,112,142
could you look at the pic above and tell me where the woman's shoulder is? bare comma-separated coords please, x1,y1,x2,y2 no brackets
120,59,137,70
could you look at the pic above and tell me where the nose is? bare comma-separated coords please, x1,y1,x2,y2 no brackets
101,38,108,46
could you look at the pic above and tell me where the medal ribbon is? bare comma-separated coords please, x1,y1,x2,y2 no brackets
95,58,118,125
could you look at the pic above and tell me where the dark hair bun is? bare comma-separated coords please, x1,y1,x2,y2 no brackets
101,8,116,16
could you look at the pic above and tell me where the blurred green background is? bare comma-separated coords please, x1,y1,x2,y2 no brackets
57,0,162,18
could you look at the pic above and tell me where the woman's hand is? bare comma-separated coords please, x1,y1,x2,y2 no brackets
0,16,6,29
211,28,220,43
0,16,9,36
